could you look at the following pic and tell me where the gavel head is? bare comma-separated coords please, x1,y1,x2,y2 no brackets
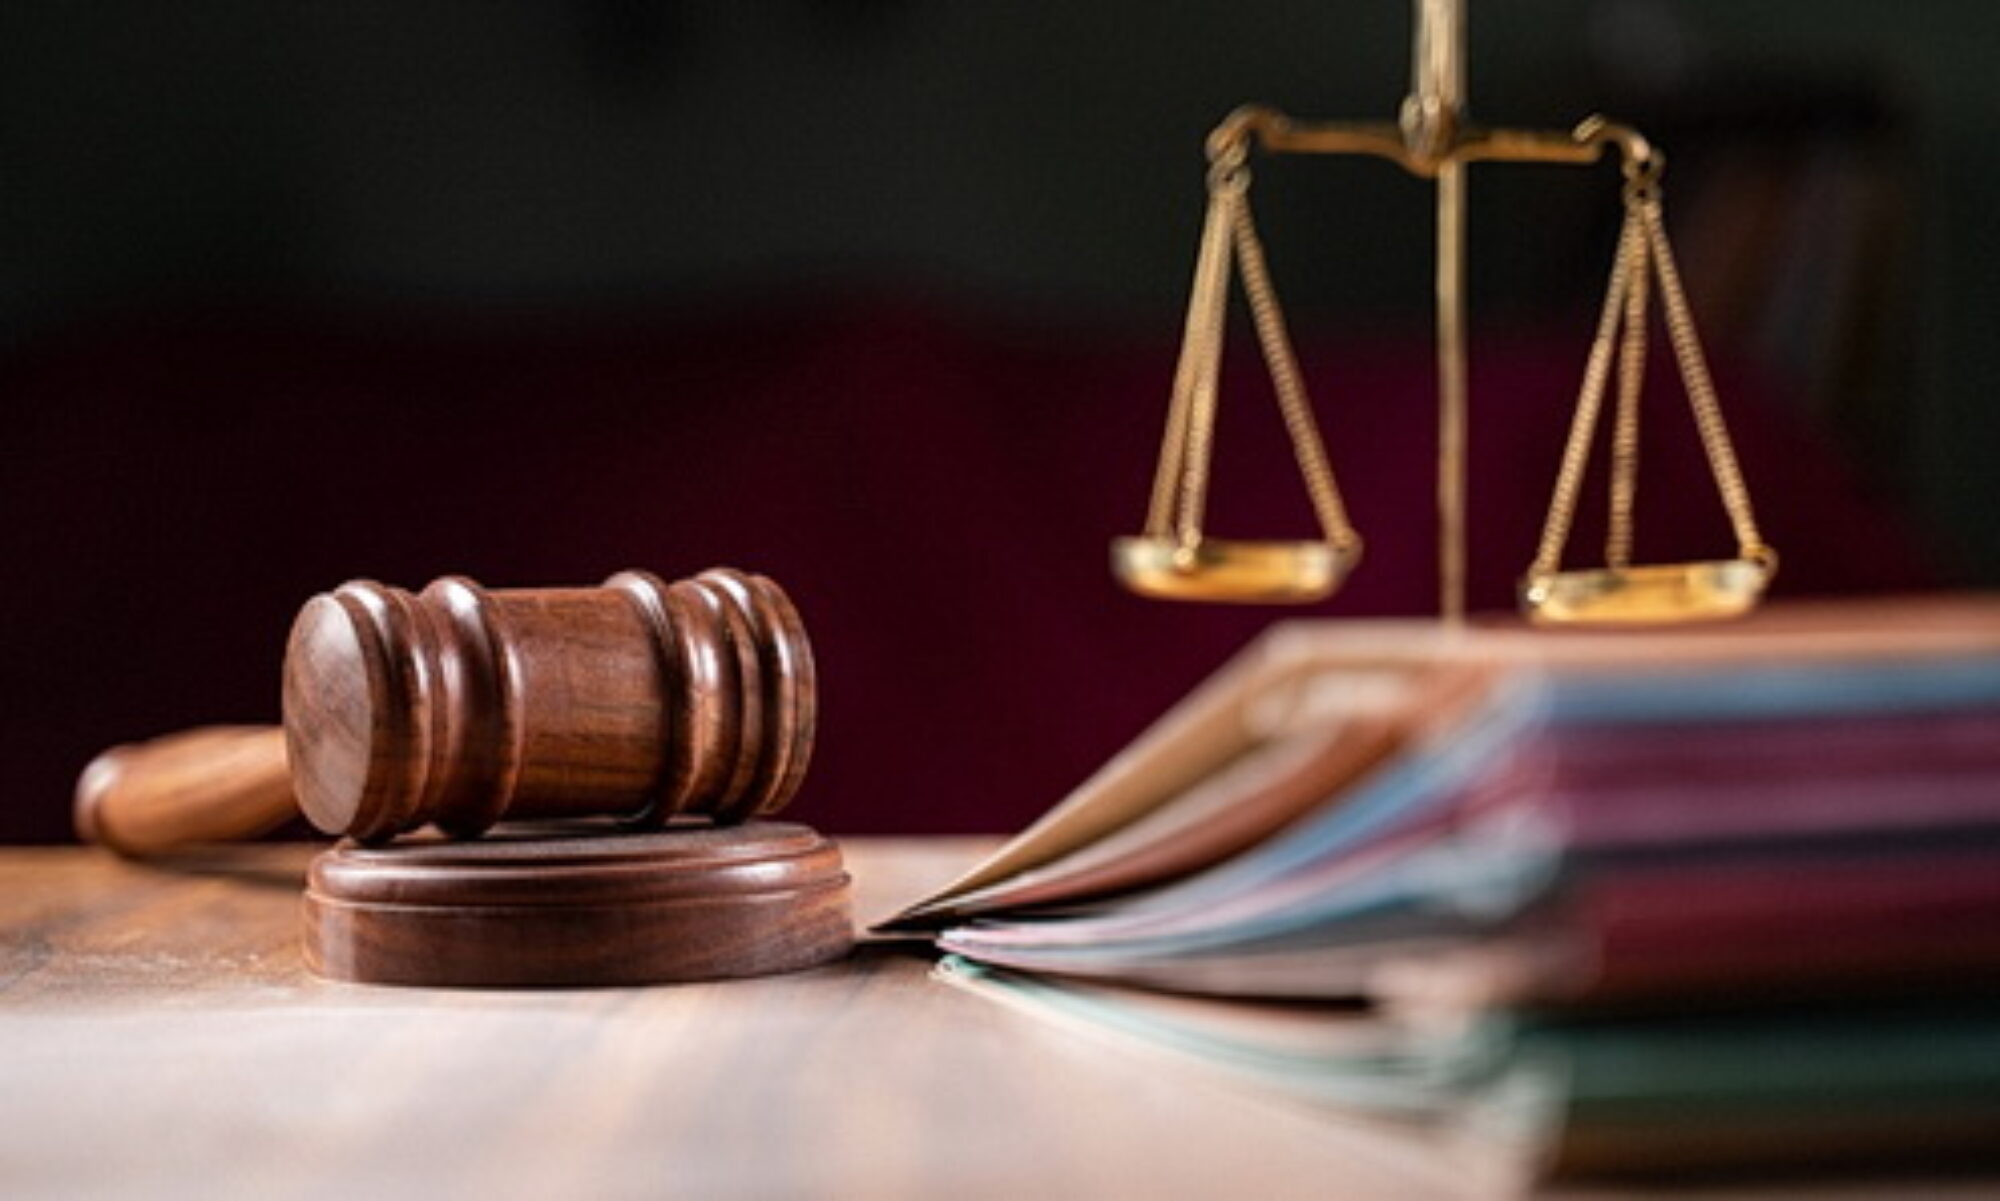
283,569,815,842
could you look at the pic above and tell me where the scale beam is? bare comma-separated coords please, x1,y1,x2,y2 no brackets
1115,0,1769,626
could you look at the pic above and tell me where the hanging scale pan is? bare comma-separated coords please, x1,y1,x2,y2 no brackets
1521,158,1775,625
1113,537,1349,604
1114,146,1362,605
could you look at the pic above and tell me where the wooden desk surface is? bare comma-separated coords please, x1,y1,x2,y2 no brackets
0,840,1973,1200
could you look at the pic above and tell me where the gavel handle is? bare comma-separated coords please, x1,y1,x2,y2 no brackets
75,726,299,858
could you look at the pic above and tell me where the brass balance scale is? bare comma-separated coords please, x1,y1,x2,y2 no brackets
1113,0,1776,625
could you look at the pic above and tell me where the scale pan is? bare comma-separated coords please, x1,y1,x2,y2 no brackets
1521,557,1772,626
1111,536,1351,604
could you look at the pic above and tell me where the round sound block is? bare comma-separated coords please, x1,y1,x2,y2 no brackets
303,821,852,987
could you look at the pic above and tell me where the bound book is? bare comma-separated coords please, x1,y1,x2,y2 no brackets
885,596,2000,1183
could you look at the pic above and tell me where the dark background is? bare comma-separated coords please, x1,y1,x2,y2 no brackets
3,1,1991,842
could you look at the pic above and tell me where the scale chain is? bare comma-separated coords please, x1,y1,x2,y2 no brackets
1144,168,1237,547
1532,177,1771,582
1143,152,1359,562
1531,206,1642,577
1640,197,1769,562
1607,201,1650,570
1147,182,1222,540
1228,179,1361,556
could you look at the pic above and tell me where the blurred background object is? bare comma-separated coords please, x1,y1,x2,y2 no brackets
2,1,1987,841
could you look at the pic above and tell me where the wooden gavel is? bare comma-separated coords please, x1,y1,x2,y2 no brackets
75,569,816,856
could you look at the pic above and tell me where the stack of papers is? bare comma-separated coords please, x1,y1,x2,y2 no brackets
887,597,2000,1181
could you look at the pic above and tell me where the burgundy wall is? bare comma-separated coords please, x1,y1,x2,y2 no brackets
0,298,1935,842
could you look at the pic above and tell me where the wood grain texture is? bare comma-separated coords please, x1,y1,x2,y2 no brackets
72,726,296,858
11,840,1984,1200
304,822,852,986
0,838,1502,1201
282,569,814,841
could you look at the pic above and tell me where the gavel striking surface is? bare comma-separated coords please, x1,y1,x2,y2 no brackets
305,821,852,987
